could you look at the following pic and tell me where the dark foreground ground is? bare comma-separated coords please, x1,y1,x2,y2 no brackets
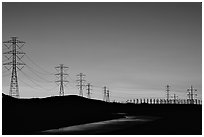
2,93,202,135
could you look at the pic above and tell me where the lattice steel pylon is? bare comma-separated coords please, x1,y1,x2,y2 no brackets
171,94,178,104
166,85,170,103
187,85,197,104
86,83,92,99
55,64,69,96
103,86,107,101
106,89,110,102
3,37,26,98
76,73,86,97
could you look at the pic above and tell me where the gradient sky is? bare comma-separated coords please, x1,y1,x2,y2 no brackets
2,2,202,101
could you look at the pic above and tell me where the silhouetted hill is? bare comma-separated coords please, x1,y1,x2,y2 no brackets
2,93,120,134
2,93,202,135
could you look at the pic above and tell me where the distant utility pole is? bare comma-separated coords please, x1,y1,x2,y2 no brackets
86,83,92,99
187,85,197,104
103,86,107,101
55,64,69,96
3,37,26,98
76,73,86,97
166,85,170,103
106,89,110,102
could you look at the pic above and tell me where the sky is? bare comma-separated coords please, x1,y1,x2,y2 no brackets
2,2,202,101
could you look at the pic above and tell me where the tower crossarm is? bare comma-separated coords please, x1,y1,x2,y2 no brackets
55,80,69,83
15,40,25,43
3,62,25,66
55,73,69,76
3,40,13,43
55,66,69,69
3,50,25,54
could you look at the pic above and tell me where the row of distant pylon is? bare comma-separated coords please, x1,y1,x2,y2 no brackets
55,64,110,102
165,85,198,104
55,64,87,97
124,98,202,105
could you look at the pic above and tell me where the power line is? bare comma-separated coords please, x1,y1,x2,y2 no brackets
24,54,54,75
21,67,53,84
25,64,53,83
20,70,53,91
67,75,77,84
26,62,54,76
19,73,58,92
67,82,77,89
20,70,45,89
92,85,103,88
17,45,55,76
18,77,41,90
13,57,53,83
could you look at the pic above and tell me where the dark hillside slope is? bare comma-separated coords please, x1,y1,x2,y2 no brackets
2,94,120,134
2,93,202,135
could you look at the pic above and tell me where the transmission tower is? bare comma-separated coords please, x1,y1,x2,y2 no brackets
166,85,170,103
86,83,92,99
103,86,107,101
187,85,197,104
171,94,178,104
106,89,110,102
76,73,86,97
55,64,68,96
3,37,26,98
